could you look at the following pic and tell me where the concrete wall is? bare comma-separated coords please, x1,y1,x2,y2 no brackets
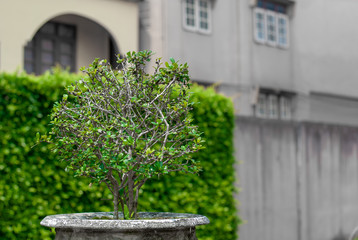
0,0,139,72
139,0,358,126
293,0,358,97
236,0,358,125
238,0,294,90
140,0,239,84
165,0,239,85
291,0,358,126
235,117,358,240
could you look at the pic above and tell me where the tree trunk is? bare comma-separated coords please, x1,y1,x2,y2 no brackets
107,169,120,219
113,190,119,219
127,173,135,219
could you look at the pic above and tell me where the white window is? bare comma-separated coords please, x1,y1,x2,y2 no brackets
256,93,267,118
277,13,289,48
253,5,289,48
268,95,278,118
183,0,212,34
280,96,291,120
255,92,293,120
253,8,266,44
184,0,196,31
266,10,277,47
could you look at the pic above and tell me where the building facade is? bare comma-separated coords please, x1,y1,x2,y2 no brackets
3,0,357,127
140,0,358,127
0,0,140,74
139,1,358,240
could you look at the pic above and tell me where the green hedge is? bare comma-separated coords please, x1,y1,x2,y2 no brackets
0,70,240,240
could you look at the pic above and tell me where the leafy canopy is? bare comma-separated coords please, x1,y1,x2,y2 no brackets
38,50,205,219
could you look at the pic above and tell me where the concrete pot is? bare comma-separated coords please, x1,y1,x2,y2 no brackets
41,212,210,240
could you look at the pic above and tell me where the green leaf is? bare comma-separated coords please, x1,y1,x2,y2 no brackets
36,132,40,142
99,162,104,170
123,205,130,219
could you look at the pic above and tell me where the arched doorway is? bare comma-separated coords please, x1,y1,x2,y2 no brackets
24,14,120,75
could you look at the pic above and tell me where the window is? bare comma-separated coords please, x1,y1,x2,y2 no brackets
279,96,291,119
253,8,266,44
255,91,293,120
257,93,267,118
183,0,212,34
268,95,278,118
266,11,277,46
24,22,76,75
257,0,286,13
277,14,289,48
253,0,289,48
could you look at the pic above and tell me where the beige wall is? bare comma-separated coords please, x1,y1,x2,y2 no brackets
0,0,139,72
53,15,111,71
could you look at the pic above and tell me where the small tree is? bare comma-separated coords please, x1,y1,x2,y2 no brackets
38,50,204,219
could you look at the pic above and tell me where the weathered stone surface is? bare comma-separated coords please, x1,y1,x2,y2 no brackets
54,228,198,240
41,212,209,240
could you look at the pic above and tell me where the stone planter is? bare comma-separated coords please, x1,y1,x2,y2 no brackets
41,212,210,240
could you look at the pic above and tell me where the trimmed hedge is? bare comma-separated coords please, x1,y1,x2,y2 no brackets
0,70,240,239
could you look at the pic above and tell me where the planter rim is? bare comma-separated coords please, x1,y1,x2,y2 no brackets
40,212,210,230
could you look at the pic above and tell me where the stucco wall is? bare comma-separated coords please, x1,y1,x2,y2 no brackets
0,0,139,72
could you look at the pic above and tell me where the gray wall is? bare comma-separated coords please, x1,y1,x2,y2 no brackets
165,0,239,85
291,0,358,126
238,0,294,89
236,0,358,125
139,0,358,126
293,0,358,97
235,117,358,240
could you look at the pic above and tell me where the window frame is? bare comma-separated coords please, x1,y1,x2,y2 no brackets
253,8,266,44
24,41,35,74
279,96,292,120
265,10,278,47
277,13,289,48
24,21,76,75
182,0,197,32
268,94,278,119
182,0,212,34
256,93,267,118
254,91,294,120
253,5,290,48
